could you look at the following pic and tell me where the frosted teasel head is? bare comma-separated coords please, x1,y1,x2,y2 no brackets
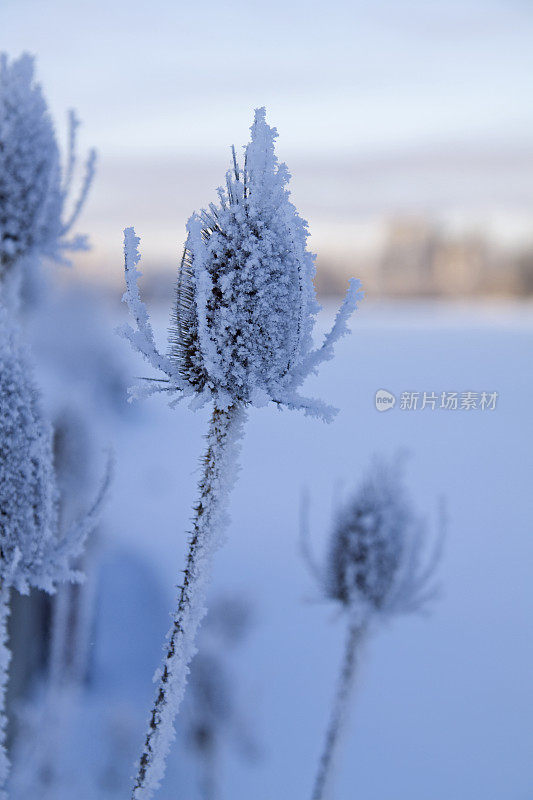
121,108,363,420
0,53,95,280
303,459,442,623
0,307,110,593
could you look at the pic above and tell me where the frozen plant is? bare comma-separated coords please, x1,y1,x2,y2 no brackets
120,107,363,799
8,260,124,800
8,415,104,800
0,307,111,593
1,309,76,595
0,305,110,796
303,458,442,800
0,53,95,299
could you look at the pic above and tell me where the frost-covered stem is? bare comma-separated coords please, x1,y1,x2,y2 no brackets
311,622,364,800
132,404,246,800
0,583,11,799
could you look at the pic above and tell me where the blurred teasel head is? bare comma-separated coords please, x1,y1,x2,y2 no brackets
122,108,363,419
323,458,442,622
0,306,108,593
0,53,95,285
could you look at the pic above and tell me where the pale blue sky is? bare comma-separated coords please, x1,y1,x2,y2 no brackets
3,0,533,284
3,0,533,158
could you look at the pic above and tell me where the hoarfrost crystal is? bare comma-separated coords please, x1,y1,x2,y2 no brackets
121,108,362,420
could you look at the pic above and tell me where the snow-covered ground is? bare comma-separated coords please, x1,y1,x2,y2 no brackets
87,299,533,800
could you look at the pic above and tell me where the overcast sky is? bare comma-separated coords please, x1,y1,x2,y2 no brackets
4,0,533,158
3,0,533,283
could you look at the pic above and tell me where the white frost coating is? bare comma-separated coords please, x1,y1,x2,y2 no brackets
132,405,246,800
0,305,59,594
0,305,110,794
119,228,178,383
121,108,363,800
0,53,95,282
120,108,363,420
0,305,110,594
299,277,363,379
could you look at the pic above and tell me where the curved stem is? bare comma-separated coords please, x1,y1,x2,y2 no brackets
132,404,246,800
312,622,364,800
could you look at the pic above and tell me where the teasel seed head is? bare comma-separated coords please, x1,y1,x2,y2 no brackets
122,109,363,420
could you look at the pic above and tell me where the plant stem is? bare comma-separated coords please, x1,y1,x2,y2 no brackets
132,404,246,800
311,622,364,800
0,583,11,799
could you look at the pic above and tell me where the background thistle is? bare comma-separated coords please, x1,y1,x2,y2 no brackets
0,305,110,795
121,108,362,799
0,51,106,799
0,300,111,586
0,53,95,297
306,458,442,800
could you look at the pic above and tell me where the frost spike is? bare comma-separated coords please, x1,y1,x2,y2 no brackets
301,278,364,376
119,228,177,381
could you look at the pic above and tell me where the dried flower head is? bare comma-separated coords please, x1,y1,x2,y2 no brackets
121,108,362,420
0,307,109,593
0,53,95,279
324,459,441,621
